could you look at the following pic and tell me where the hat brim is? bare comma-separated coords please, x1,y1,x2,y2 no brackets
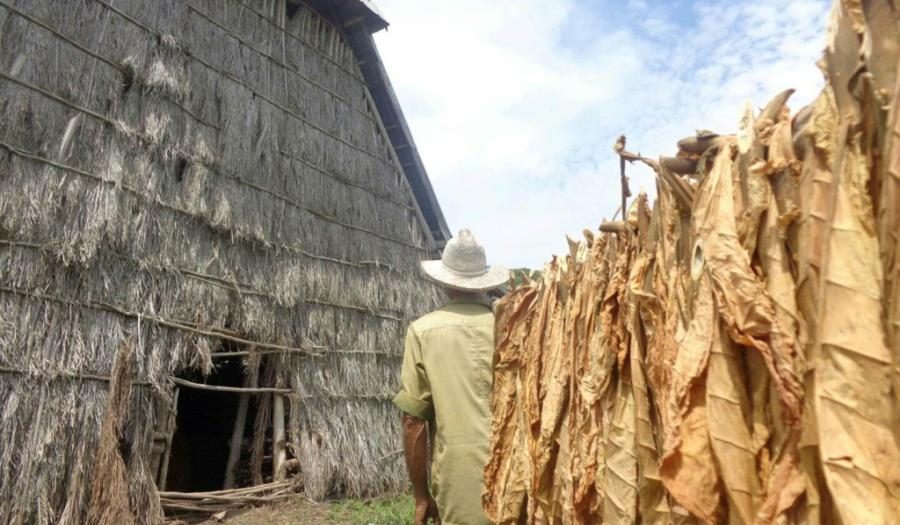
420,260,510,292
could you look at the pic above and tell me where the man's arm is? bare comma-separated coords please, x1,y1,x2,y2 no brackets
402,414,440,525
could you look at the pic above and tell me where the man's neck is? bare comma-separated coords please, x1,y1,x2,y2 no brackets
446,289,484,303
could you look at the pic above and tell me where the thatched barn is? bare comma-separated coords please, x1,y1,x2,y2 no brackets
0,0,450,523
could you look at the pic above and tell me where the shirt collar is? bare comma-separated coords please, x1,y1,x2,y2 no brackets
445,295,492,308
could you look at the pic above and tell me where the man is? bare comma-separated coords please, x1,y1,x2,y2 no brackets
393,229,509,525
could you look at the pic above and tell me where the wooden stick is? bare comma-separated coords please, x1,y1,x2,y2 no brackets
599,221,627,233
0,284,324,356
613,136,633,220
223,349,258,489
272,394,287,481
159,493,278,503
171,377,290,394
660,156,698,175
677,133,721,154
158,387,179,491
159,480,290,498
288,374,303,482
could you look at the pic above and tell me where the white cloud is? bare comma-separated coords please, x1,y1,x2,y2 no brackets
374,0,830,268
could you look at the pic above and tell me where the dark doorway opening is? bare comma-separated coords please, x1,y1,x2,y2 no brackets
164,356,259,492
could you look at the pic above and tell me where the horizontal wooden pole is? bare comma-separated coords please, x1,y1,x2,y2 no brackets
171,377,291,394
159,481,291,498
599,221,627,233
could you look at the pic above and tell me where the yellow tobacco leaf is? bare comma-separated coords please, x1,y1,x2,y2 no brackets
603,375,638,525
814,133,900,523
630,307,671,525
707,319,759,525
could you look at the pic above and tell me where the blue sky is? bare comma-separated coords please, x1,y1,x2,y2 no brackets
373,0,830,268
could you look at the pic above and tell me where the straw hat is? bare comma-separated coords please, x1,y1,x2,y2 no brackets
421,229,509,291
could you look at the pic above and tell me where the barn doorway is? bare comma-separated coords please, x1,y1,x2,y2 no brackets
162,355,264,492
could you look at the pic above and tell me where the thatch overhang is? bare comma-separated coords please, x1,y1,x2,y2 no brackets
300,0,388,33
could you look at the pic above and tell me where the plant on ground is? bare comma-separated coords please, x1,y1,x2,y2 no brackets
329,494,414,525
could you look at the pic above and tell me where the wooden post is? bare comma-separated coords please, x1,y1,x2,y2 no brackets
272,394,286,481
223,347,259,489
158,387,179,491
288,375,303,481
615,135,631,222
223,392,250,489
224,351,260,489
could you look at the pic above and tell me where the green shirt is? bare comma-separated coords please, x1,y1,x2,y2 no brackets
393,297,495,525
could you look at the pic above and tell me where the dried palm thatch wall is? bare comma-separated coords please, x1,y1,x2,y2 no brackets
0,0,443,523
484,1,900,523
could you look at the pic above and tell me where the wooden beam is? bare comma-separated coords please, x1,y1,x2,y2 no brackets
171,377,290,394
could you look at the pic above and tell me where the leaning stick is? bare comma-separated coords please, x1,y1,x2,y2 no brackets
613,135,633,221
158,388,179,491
272,394,287,481
224,349,259,489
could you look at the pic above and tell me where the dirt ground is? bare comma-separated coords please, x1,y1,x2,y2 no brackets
195,498,334,525
194,494,414,525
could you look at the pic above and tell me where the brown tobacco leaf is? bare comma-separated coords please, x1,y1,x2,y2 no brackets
659,273,721,524
868,3,900,444
768,114,802,234
603,374,638,525
526,262,569,516
756,191,808,524
814,117,900,524
755,432,806,525
706,319,759,525
810,2,900,522
660,373,721,525
484,286,538,524
887,69,900,444
736,102,773,255
693,143,803,424
570,235,615,524
630,289,672,524
628,219,672,525
791,85,840,525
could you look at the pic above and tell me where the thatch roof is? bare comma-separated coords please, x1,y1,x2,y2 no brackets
0,0,446,523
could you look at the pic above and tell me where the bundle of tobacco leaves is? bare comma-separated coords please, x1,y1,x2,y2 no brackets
483,1,900,523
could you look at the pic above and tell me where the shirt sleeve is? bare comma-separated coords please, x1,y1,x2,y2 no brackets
392,326,434,420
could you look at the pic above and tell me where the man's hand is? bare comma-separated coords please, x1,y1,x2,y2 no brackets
414,495,441,525
402,414,440,524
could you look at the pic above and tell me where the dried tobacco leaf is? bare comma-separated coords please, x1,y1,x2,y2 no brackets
706,319,759,525
694,144,803,424
484,286,538,524
630,303,671,525
603,374,638,525
814,110,900,525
